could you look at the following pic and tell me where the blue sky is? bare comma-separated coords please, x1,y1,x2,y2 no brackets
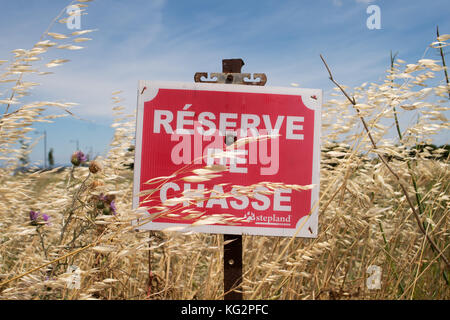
0,0,449,166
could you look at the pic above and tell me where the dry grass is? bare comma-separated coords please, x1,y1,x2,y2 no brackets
0,1,449,300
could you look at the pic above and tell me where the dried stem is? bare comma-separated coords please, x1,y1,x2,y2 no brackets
436,26,450,99
2,1,76,116
320,54,449,269
36,227,48,260
390,51,402,140
389,51,425,216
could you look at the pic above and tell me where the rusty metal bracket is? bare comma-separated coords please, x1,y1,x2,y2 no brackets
195,59,267,86
194,72,267,85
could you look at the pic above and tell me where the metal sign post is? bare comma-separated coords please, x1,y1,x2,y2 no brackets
135,59,321,300
195,59,266,300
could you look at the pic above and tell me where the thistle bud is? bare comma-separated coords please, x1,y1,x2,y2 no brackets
90,179,104,190
89,160,103,174
96,201,105,209
29,210,50,226
71,151,87,166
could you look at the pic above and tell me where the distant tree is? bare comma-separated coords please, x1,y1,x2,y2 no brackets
124,145,135,170
405,143,449,161
48,148,55,168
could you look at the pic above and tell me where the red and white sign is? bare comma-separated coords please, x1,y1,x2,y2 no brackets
133,81,321,237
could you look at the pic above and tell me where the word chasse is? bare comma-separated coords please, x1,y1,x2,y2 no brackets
160,182,293,212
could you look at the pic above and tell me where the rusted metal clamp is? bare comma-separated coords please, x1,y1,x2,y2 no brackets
194,59,267,86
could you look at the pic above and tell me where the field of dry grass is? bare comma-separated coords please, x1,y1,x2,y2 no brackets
0,1,449,300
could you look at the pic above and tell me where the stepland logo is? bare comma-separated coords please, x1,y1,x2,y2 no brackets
243,211,291,226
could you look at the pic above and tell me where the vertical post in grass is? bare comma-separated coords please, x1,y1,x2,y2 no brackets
221,59,244,300
194,58,266,299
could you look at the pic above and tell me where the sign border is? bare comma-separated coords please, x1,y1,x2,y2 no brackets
133,81,321,238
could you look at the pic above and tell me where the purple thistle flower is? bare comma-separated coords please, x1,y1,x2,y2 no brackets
71,151,87,166
110,200,117,215
77,151,87,162
29,210,50,225
29,210,39,221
